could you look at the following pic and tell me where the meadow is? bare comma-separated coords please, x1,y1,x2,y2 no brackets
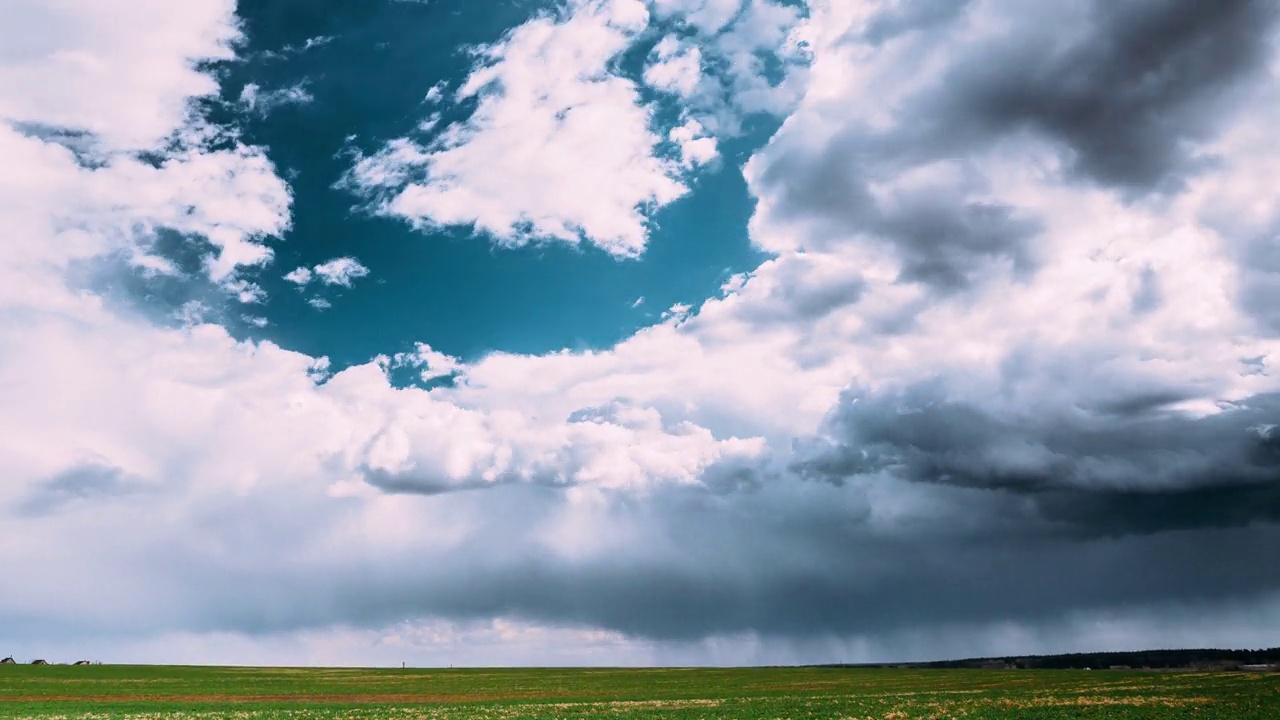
0,664,1277,719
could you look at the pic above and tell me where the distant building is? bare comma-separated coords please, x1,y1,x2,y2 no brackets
0,657,14,665
31,659,48,665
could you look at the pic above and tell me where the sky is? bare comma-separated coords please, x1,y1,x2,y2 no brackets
1,0,1279,667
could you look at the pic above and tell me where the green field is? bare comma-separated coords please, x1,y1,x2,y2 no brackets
1,665,1277,719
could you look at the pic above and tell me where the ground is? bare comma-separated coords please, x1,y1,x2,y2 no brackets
1,665,1277,718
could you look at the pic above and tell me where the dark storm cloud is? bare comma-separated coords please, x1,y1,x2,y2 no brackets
795,383,1280,537
361,467,495,495
754,0,1278,299
25,378,1269,646
758,142,1042,293
361,464,573,496
930,0,1280,191
141,477,1280,643
447,525,1280,640
875,193,1041,292
11,436,1278,646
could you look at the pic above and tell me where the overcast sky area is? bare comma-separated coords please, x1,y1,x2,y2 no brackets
2,0,1279,667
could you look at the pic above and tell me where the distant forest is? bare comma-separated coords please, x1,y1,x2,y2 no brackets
827,648,1280,670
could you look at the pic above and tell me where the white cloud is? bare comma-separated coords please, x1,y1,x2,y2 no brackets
343,0,810,257
0,0,238,151
644,36,704,97
393,343,463,383
285,257,370,288
284,266,313,285
651,0,743,35
313,257,370,287
239,81,314,115
711,0,810,116
669,118,718,167
423,81,448,103
0,0,290,315
647,0,811,127
0,126,289,294
286,35,334,54
346,0,687,258
225,279,267,304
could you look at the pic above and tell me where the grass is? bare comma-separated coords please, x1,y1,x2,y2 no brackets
0,664,1277,718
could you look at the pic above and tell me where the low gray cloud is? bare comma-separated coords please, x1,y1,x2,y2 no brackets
758,141,1042,293
796,383,1280,537
8,371,1274,646
725,253,868,327
861,0,975,46
3,420,1278,652
17,463,146,517
1238,231,1280,335
928,0,1278,191
86,476,1280,644
875,193,1040,292
1130,265,1163,315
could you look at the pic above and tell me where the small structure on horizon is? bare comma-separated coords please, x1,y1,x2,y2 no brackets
0,656,14,665
73,660,92,666
31,659,48,665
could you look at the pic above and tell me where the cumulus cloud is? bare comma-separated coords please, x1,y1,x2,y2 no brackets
313,257,370,287
345,0,809,258
225,279,267,304
708,0,812,117
0,0,238,150
651,0,743,35
644,36,704,97
285,257,370,287
0,0,290,320
391,343,463,383
283,266,313,285
644,0,812,135
346,0,685,258
669,118,718,167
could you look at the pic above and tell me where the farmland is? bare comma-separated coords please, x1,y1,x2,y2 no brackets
1,664,1277,719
